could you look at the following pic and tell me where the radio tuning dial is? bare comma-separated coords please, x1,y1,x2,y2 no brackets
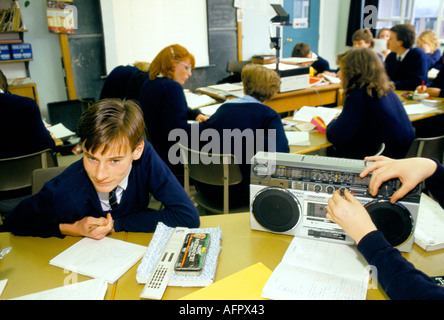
314,184,322,193
326,186,335,194
379,184,394,198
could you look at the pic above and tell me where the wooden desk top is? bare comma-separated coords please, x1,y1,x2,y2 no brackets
2,212,443,300
288,93,444,155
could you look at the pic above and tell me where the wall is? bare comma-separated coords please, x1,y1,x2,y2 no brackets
318,0,351,70
3,0,68,119
1,0,351,119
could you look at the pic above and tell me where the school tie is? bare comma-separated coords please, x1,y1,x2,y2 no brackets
108,187,118,210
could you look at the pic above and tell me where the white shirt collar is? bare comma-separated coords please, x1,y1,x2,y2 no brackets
97,166,131,211
397,49,410,62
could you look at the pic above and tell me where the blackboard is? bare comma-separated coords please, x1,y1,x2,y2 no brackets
67,0,105,101
185,0,238,90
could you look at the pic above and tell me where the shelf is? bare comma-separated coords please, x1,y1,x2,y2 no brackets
0,58,32,64
0,30,28,33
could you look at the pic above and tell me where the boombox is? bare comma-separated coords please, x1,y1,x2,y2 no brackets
250,152,422,252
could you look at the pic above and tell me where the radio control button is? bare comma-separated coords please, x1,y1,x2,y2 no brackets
326,186,335,194
314,184,322,193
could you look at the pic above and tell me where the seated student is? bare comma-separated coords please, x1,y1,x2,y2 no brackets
352,28,375,49
417,29,443,72
377,28,391,60
99,61,150,102
291,42,330,75
352,28,384,61
138,44,208,178
0,69,57,216
385,24,428,90
326,48,415,160
0,69,56,159
3,99,200,238
326,156,444,300
198,64,289,207
417,62,444,97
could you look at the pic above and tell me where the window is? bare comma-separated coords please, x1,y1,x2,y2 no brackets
377,0,444,44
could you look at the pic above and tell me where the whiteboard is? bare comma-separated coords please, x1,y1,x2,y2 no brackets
100,0,210,74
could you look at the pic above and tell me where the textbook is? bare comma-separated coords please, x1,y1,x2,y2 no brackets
293,106,341,125
262,237,369,300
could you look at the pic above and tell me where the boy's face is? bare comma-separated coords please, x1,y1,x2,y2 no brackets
388,31,403,53
353,40,371,48
82,140,144,194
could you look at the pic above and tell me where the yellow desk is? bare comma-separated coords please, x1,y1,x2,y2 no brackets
2,212,444,300
0,232,127,300
197,83,341,114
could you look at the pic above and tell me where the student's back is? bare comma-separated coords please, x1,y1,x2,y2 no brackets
0,93,55,159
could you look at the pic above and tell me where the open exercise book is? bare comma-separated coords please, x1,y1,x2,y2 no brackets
136,222,222,287
49,237,147,284
262,237,370,300
11,279,108,300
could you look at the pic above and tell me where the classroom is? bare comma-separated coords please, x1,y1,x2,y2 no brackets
1,0,444,304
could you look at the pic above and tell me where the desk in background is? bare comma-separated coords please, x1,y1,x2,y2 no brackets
2,212,444,300
287,93,444,155
197,83,341,114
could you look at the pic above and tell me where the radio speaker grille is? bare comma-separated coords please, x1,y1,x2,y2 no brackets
365,201,414,247
252,188,301,233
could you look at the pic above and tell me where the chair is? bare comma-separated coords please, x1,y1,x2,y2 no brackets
178,143,248,215
0,149,58,200
32,166,68,195
406,135,444,163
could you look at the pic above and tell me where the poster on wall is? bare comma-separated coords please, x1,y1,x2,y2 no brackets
293,0,310,29
46,0,77,34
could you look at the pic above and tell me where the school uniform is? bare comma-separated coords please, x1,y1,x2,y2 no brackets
385,47,428,90
197,95,290,206
327,87,415,159
3,141,200,238
311,53,330,74
138,77,201,176
426,49,443,71
0,93,55,159
99,65,139,100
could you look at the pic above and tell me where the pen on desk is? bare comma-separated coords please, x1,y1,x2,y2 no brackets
421,81,425,92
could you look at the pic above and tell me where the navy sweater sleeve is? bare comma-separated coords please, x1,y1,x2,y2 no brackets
357,230,444,300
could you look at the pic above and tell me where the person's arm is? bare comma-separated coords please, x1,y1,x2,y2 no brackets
357,230,444,300
326,189,444,300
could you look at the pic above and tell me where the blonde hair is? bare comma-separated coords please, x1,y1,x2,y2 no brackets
149,44,195,81
338,48,394,100
241,64,281,102
417,29,440,53
133,61,150,72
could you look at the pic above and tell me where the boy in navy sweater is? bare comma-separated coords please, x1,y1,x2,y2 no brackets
385,24,428,90
4,99,200,238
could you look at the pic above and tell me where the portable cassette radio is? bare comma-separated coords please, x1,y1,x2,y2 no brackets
250,152,421,252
